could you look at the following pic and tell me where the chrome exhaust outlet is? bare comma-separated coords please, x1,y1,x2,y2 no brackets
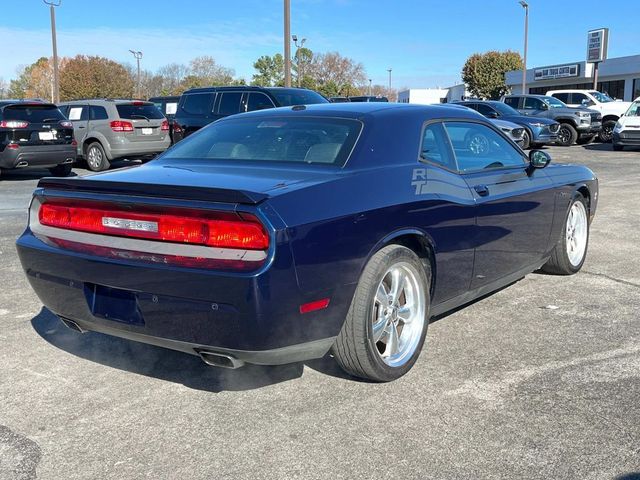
196,350,245,369
15,161,29,168
63,158,74,164
59,317,87,333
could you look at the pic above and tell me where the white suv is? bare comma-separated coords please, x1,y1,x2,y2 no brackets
546,89,631,142
612,97,640,151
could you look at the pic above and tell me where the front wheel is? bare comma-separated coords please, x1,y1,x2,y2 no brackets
598,120,616,143
332,245,430,382
557,123,578,147
521,129,531,150
542,194,589,275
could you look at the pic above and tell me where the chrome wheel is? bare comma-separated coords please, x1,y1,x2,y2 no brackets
468,133,490,155
87,145,103,170
371,262,426,367
566,200,588,267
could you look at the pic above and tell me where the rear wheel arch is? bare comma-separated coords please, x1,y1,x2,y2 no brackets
602,114,619,124
370,230,436,298
577,185,591,216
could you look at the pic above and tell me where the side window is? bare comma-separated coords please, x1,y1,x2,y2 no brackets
503,97,520,109
180,93,213,116
552,92,570,103
443,122,526,172
246,93,276,112
420,123,455,170
475,104,497,116
571,93,592,106
58,105,69,117
217,92,243,116
67,106,88,121
523,97,543,110
89,105,108,120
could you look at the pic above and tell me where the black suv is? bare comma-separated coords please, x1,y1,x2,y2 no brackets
172,86,328,142
0,100,76,178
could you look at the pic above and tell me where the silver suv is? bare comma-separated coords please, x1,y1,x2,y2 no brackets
58,99,170,171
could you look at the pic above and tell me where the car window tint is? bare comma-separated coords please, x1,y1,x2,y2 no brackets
523,97,543,110
58,105,69,117
180,93,213,116
89,105,108,120
217,92,243,116
420,123,455,170
116,104,164,120
2,105,65,122
163,116,361,167
246,93,275,112
571,93,590,105
475,104,496,116
503,97,520,109
444,122,526,172
553,92,570,103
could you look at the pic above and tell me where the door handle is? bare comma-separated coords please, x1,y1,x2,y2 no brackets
78,126,86,129
474,184,489,196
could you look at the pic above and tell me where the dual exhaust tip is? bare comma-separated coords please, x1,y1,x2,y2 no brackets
15,158,73,168
58,316,245,370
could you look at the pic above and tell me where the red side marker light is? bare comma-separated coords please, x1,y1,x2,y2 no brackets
299,298,330,314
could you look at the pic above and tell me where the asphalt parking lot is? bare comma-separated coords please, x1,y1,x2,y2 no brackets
1,145,639,480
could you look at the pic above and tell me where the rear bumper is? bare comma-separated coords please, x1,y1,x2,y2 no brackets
106,138,170,160
0,144,76,170
16,228,349,365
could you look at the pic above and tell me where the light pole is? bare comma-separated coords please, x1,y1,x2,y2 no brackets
368,79,372,96
129,50,143,98
43,0,61,103
519,0,529,94
284,0,291,87
387,68,392,90
293,35,306,87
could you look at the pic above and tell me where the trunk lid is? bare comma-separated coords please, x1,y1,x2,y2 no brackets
116,102,166,142
37,160,343,205
1,103,74,146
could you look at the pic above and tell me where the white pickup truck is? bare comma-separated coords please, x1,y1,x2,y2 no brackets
546,89,631,142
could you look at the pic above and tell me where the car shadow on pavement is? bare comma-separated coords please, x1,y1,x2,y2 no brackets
0,169,78,181
614,474,640,480
582,143,617,152
31,307,303,393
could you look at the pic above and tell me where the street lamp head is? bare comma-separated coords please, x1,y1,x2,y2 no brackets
43,0,62,6
519,0,528,8
292,34,298,42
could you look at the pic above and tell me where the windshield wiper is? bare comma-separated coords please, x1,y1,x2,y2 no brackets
130,114,150,121
41,118,60,123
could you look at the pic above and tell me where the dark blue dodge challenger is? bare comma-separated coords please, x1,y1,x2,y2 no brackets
17,103,598,382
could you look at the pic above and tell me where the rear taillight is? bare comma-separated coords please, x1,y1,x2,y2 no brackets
161,120,169,131
60,120,73,128
38,201,269,250
110,120,134,132
7,143,19,149
172,120,182,133
71,139,78,146
0,120,29,129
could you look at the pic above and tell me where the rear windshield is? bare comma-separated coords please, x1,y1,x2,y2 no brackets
265,89,328,106
163,116,361,167
116,104,164,120
2,104,65,122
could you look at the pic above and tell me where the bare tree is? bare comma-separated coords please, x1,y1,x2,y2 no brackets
0,77,8,99
157,62,190,94
309,52,367,90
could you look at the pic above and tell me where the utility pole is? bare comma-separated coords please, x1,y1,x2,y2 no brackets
284,0,291,87
293,35,306,88
387,68,392,90
44,0,61,103
368,79,372,96
129,50,143,98
519,0,529,94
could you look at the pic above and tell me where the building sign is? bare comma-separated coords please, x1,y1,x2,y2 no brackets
534,64,580,81
587,28,609,63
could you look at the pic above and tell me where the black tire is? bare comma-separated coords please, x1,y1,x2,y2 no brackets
332,245,430,382
541,193,589,275
521,129,531,150
576,134,596,145
48,163,73,177
85,142,109,172
598,120,616,143
613,144,624,151
557,123,578,147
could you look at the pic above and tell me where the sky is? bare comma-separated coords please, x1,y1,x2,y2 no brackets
2,0,639,89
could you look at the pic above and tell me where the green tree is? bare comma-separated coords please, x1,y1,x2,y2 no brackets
60,55,134,100
251,54,284,87
462,50,523,99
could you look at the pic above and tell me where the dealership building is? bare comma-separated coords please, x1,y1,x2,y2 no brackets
505,54,640,101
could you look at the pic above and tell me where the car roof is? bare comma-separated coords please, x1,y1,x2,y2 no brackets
59,99,154,105
183,86,317,94
226,102,485,122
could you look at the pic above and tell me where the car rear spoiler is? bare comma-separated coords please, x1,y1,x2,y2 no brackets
37,177,268,205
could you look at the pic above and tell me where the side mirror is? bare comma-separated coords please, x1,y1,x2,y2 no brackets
529,149,551,169
485,111,498,119
540,103,549,111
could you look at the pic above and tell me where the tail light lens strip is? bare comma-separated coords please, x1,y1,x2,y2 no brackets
38,201,269,251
